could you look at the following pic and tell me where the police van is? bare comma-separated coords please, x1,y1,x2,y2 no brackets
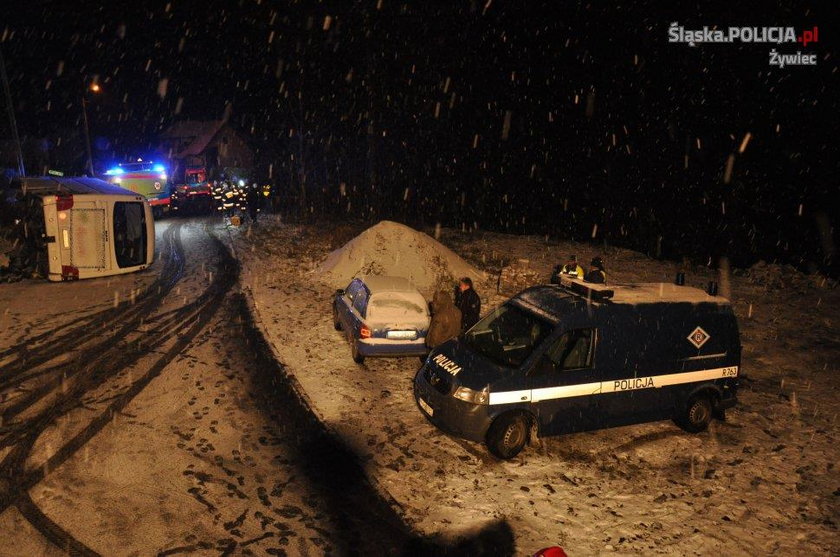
10,176,155,281
414,276,741,459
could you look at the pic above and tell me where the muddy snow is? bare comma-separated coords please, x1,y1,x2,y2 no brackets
235,216,838,556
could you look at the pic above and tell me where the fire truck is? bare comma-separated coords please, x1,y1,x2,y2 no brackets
169,156,251,214
170,164,212,213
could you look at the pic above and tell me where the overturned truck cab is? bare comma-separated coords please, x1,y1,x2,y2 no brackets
414,277,741,459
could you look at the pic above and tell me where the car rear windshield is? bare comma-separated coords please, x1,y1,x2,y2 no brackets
367,292,427,320
462,303,554,368
113,202,147,268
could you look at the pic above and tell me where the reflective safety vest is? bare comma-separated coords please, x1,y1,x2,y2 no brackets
562,264,584,278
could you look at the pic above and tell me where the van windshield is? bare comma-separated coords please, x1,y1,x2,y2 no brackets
462,304,554,368
113,202,147,268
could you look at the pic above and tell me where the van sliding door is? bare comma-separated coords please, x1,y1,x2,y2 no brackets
528,328,599,435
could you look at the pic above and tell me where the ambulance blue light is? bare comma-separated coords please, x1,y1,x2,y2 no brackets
105,167,125,176
152,164,165,172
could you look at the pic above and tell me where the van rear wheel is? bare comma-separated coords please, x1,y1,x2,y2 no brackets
486,413,528,459
677,394,713,433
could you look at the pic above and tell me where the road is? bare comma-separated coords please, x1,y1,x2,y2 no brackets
0,218,408,556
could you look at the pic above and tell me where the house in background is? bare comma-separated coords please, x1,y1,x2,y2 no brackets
157,120,254,182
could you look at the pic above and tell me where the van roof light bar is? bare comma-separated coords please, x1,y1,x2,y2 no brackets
557,277,614,302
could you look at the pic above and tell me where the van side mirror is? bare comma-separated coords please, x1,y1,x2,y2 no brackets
336,288,345,296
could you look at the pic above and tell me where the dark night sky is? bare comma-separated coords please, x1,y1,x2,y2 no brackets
1,1,837,273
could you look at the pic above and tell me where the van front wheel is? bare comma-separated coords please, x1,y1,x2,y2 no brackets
677,395,713,433
486,413,528,459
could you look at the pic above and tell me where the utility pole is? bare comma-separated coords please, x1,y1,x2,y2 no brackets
81,83,100,176
82,96,94,176
0,46,25,177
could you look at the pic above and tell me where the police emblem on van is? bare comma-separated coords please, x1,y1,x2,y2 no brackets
687,326,710,349
432,354,462,376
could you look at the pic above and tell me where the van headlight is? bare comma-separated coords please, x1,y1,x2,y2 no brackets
453,386,489,405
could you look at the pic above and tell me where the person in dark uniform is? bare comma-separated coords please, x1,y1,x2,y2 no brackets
246,183,261,223
455,277,481,332
584,256,606,284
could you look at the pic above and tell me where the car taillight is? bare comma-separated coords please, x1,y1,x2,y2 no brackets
56,194,73,211
360,326,371,339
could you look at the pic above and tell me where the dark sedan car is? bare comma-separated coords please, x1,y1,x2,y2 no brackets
333,275,430,364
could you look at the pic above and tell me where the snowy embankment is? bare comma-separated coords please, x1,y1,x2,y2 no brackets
233,216,838,556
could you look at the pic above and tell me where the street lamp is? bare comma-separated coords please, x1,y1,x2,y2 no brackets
81,82,100,176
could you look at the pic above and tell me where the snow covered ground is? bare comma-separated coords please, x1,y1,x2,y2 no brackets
0,219,405,555
0,214,836,555
234,215,838,556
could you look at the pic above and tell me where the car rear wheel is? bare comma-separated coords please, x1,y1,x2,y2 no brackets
486,413,528,460
351,341,365,364
677,394,713,433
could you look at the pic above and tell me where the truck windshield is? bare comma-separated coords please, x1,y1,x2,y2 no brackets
462,304,554,368
113,202,147,268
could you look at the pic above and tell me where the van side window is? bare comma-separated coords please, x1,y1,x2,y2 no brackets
544,329,595,371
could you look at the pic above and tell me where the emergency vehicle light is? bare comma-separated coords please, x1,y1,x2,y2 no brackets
558,277,614,302
153,164,165,172
105,167,124,175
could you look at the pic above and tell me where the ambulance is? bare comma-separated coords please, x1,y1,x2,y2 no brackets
104,159,170,217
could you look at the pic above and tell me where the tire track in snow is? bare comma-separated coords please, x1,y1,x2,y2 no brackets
0,221,184,387
0,222,238,554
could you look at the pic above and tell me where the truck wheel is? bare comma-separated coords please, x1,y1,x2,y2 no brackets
351,342,365,364
677,394,713,433
486,413,528,459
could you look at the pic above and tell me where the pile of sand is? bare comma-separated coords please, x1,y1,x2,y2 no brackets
317,220,484,295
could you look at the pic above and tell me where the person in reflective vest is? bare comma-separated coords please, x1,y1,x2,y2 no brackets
552,254,584,283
